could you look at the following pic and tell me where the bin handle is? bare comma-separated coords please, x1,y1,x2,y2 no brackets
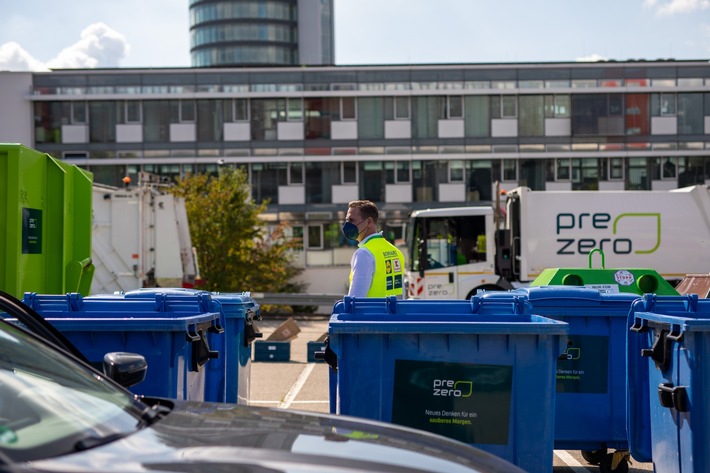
630,317,647,333
658,383,688,412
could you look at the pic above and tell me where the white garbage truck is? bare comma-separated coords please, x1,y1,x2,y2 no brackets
405,185,710,299
90,178,197,294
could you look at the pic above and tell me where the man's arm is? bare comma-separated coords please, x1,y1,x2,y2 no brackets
348,248,375,297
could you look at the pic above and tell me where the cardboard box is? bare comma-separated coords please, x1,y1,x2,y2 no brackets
266,317,301,342
253,340,290,362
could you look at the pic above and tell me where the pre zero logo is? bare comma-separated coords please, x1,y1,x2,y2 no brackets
432,379,473,397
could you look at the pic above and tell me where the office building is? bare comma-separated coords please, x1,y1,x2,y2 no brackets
2,60,710,292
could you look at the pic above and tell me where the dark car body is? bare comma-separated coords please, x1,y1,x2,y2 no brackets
0,291,524,473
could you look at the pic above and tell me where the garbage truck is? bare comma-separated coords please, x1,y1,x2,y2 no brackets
90,176,197,294
405,185,710,299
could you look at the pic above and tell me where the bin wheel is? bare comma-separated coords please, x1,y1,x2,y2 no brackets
599,451,630,473
580,449,606,465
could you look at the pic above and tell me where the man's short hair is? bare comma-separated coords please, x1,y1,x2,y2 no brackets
348,200,378,223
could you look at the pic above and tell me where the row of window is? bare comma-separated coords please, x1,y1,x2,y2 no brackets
35,93,710,144
80,156,710,202
32,77,710,96
189,1,295,25
191,23,297,48
191,46,298,67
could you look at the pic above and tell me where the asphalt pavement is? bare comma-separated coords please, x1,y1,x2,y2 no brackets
248,315,654,473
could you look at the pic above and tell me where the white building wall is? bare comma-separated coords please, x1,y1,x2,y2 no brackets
652,117,677,135
331,121,357,140
385,120,411,139
170,123,196,142
224,122,250,141
0,72,33,145
545,118,571,136
61,125,89,144
116,124,143,143
491,119,518,137
278,121,304,140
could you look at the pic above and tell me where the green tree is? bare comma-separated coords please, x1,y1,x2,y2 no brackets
171,168,303,293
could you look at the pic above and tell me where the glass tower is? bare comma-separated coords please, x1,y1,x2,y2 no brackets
189,0,334,67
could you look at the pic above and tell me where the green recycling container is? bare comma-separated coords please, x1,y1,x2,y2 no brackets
0,144,93,298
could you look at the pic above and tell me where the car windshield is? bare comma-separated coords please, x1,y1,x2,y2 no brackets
0,320,146,463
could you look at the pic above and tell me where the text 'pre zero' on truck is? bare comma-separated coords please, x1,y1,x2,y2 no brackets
404,185,710,299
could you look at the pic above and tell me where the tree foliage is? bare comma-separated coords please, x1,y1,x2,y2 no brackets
171,168,303,293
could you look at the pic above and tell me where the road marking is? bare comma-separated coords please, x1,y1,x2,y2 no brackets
554,450,587,469
279,363,316,409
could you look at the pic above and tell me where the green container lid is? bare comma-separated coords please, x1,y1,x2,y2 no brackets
531,249,678,295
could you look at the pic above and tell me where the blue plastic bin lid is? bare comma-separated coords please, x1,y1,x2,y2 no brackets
122,289,259,319
630,293,710,333
22,292,221,322
482,286,640,309
329,295,568,335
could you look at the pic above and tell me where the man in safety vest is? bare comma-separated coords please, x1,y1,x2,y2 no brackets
343,200,405,298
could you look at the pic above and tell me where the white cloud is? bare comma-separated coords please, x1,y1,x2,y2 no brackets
0,42,48,71
46,23,130,69
0,22,130,71
647,0,710,16
576,53,609,62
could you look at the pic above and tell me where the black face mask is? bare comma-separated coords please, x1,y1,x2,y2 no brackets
342,219,365,240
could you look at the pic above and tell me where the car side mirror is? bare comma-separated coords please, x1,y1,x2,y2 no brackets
103,352,147,388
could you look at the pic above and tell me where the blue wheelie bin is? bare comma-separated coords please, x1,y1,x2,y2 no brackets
324,295,568,473
480,287,639,470
22,291,222,401
121,289,260,404
627,294,710,473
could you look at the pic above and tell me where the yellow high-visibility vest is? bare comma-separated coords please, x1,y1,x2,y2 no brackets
349,235,405,297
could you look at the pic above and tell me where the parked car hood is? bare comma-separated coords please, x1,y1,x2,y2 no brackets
18,400,524,473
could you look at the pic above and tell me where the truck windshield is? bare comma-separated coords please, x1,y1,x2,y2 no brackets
409,215,487,272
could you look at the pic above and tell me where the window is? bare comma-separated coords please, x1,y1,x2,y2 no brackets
385,161,411,184
653,157,677,180
601,157,625,180
117,101,142,123
503,159,517,181
180,100,196,122
288,162,304,185
394,96,410,119
340,97,356,120
660,94,676,116
307,224,323,250
555,158,571,181
449,160,464,182
287,98,302,121
491,96,517,118
291,226,304,250
342,161,357,183
230,99,249,121
445,96,463,119
544,95,570,118
69,101,87,124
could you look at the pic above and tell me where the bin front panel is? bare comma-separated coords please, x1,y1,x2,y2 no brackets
329,296,567,473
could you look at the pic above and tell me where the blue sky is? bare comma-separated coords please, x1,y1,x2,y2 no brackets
0,0,708,71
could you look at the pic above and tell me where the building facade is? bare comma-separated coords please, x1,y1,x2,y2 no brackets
3,60,710,292
189,0,335,67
